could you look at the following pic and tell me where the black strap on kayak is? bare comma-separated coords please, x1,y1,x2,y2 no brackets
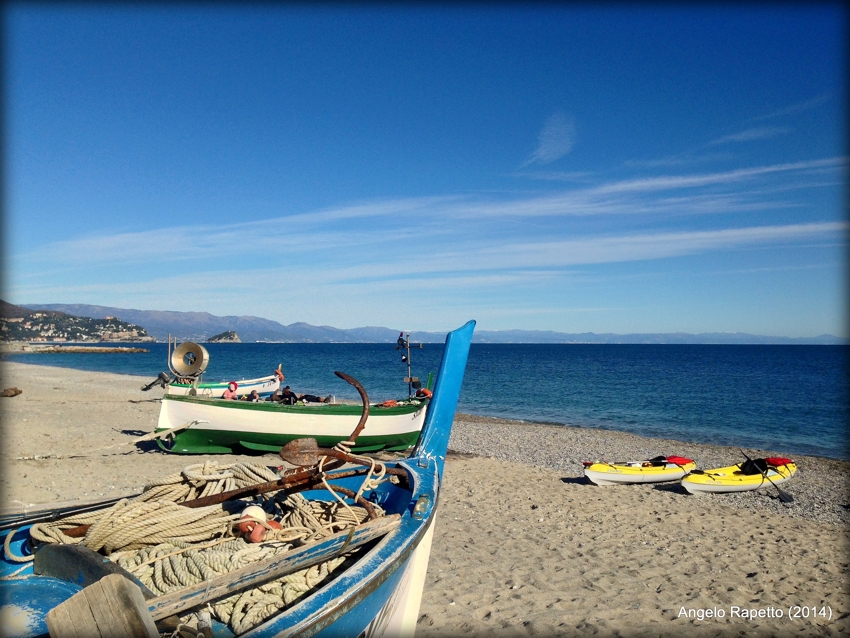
663,456,692,474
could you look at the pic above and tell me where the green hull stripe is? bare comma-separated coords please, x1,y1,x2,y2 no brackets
157,427,422,454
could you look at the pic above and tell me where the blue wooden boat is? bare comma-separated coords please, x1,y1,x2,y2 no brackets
0,320,475,638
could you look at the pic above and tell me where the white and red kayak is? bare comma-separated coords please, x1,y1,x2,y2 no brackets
583,455,696,486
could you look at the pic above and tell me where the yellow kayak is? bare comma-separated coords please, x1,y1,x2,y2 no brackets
681,457,796,494
583,455,696,486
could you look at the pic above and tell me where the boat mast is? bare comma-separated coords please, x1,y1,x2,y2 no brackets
167,335,177,377
396,331,422,399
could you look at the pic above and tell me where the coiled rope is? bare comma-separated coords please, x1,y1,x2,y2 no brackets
9,460,386,636
28,461,279,552
114,493,375,635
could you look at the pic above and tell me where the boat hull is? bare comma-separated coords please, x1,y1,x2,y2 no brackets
157,395,429,454
0,461,439,638
584,461,697,486
681,462,797,494
166,374,281,398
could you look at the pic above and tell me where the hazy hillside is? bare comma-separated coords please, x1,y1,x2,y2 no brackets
23,304,408,342
0,301,32,318
23,303,848,344
1,302,153,342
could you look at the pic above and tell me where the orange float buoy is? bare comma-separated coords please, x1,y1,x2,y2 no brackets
238,505,267,534
247,524,267,543
246,518,281,543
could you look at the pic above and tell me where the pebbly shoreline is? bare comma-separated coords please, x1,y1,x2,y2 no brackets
448,414,850,527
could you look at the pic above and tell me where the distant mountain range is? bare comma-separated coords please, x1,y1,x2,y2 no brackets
22,304,410,343
22,303,849,345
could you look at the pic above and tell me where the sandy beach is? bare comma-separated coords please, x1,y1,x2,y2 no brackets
1,360,848,636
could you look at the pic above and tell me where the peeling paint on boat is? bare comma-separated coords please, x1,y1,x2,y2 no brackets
0,603,41,638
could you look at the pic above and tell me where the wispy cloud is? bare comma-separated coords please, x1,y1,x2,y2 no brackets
286,195,459,225
9,214,845,334
511,170,596,183
412,222,847,274
627,97,829,168
623,151,736,169
707,126,791,146
11,157,845,276
11,222,844,306
8,154,845,333
12,204,449,268
747,94,831,122
521,111,576,167
453,157,845,221
592,158,844,194
707,261,840,277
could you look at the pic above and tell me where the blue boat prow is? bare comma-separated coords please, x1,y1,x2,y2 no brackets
413,319,475,479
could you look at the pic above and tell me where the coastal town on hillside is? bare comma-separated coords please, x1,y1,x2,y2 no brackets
0,301,243,352
0,301,153,344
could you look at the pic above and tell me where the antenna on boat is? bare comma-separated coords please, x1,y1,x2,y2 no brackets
396,331,423,399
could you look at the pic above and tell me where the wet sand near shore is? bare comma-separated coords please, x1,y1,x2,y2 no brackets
2,361,848,636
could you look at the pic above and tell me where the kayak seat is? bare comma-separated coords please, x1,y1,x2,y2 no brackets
740,458,768,475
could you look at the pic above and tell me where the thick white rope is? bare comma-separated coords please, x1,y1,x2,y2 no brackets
10,460,384,635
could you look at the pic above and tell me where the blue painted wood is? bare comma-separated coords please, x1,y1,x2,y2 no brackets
414,320,476,478
1,577,82,638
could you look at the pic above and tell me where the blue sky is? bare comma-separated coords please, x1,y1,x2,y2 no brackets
4,4,847,337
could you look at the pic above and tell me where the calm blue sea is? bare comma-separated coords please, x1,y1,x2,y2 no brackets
5,343,848,460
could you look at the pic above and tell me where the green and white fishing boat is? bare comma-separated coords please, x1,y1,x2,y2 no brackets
156,393,429,454
156,332,433,454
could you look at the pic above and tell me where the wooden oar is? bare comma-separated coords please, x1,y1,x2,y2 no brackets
46,515,400,638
